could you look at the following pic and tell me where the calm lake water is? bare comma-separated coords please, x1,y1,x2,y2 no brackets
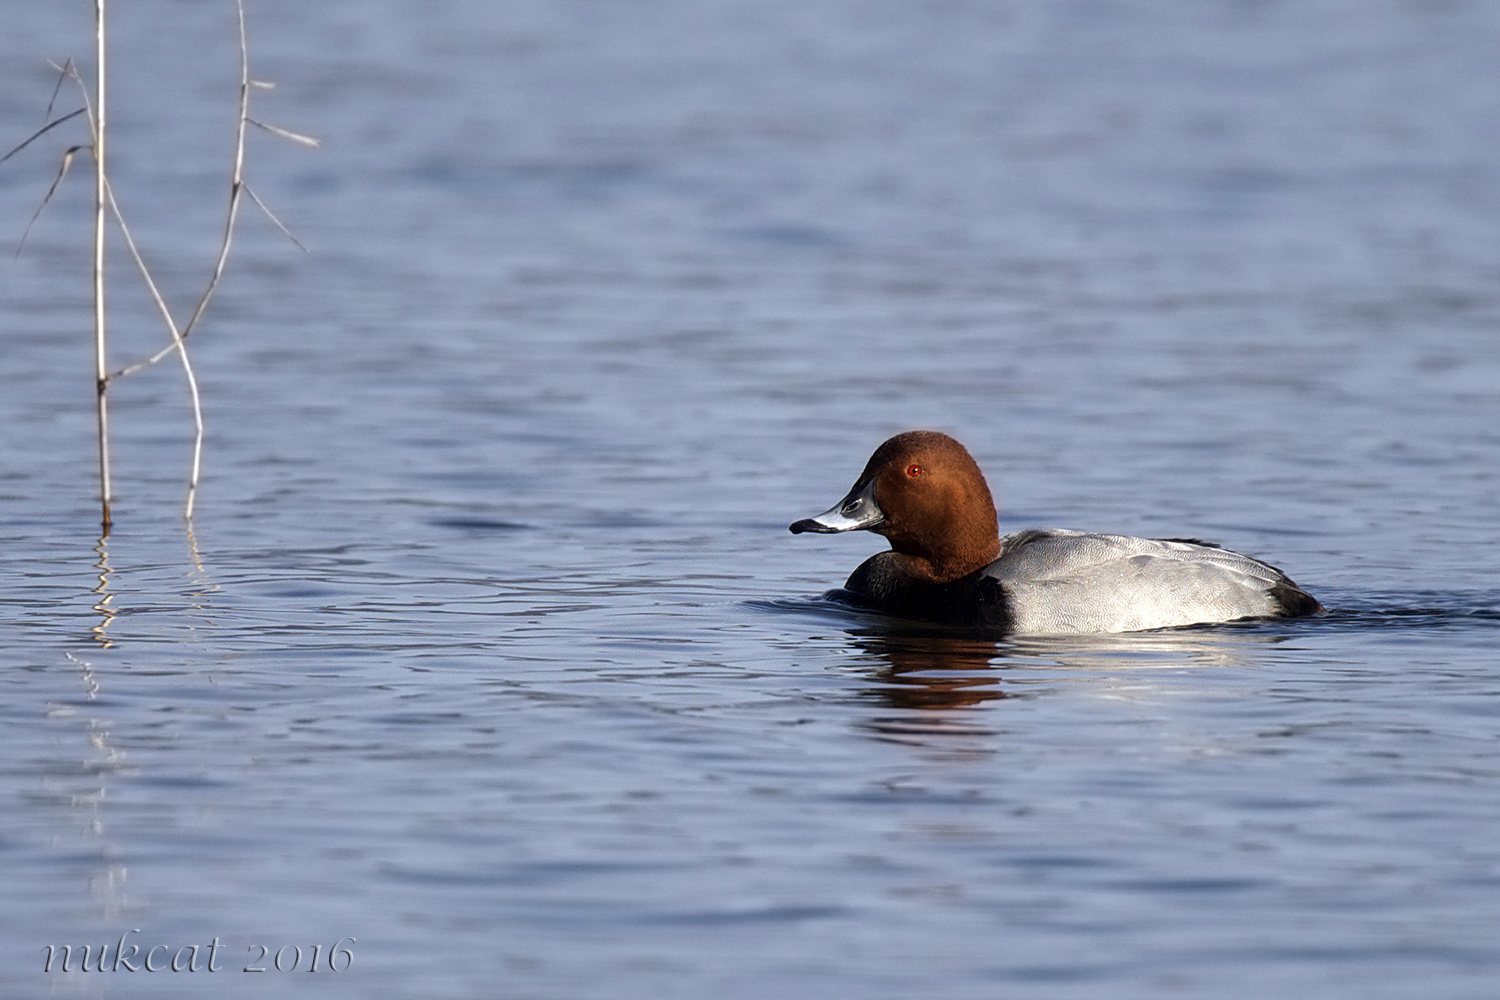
3,1,1499,997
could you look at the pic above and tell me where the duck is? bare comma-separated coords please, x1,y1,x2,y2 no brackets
789,430,1322,634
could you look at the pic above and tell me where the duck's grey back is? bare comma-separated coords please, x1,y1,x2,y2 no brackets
986,529,1318,634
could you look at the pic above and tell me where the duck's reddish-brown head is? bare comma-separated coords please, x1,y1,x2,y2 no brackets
790,430,1002,582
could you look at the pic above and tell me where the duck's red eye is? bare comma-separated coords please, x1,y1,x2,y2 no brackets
906,464,922,478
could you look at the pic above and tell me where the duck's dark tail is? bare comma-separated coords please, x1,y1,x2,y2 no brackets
1270,582,1324,618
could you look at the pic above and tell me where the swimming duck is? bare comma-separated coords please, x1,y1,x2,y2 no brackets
789,430,1322,633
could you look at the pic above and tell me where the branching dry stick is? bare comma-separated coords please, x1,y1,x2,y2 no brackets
114,1,316,380
62,67,206,521
101,175,206,518
53,35,196,523
180,0,253,351
109,0,315,517
9,0,311,526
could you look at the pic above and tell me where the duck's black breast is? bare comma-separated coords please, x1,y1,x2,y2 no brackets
841,552,1015,630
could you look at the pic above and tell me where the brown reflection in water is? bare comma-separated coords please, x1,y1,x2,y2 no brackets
854,633,1008,710
848,632,1008,749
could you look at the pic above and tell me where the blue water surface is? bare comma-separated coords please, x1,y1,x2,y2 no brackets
2,1,1499,998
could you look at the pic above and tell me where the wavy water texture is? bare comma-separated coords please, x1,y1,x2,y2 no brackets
3,2,1500,999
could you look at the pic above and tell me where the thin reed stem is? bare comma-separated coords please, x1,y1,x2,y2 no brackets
92,0,112,534
181,0,251,346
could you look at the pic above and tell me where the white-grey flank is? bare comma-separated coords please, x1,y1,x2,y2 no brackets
986,530,1304,634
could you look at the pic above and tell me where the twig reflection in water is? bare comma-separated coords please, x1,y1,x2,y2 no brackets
56,648,130,921
91,532,116,648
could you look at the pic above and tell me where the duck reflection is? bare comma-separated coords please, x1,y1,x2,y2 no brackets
845,630,1007,747
844,619,1287,747
853,631,1009,710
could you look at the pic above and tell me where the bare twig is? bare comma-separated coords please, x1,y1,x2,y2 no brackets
93,0,112,534
243,181,307,250
0,107,85,165
44,58,75,123
15,143,86,256
24,38,115,529
8,1,309,525
112,0,314,382
67,7,200,521
101,175,205,518
176,0,255,354
247,118,320,148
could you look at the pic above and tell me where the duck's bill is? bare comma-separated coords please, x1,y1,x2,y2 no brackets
789,479,885,534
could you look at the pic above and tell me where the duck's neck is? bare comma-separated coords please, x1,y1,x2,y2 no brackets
890,536,1002,584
